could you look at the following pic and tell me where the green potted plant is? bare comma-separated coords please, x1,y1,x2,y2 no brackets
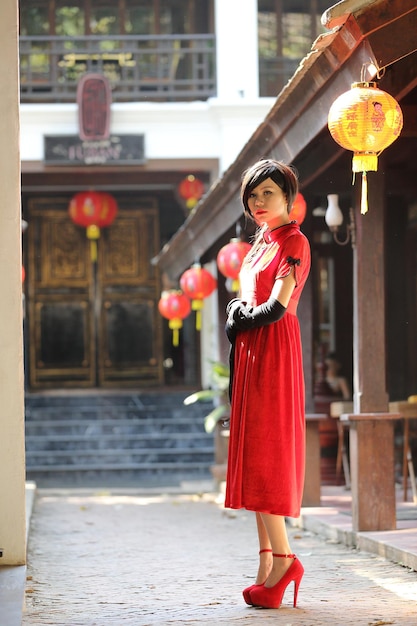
184,361,230,485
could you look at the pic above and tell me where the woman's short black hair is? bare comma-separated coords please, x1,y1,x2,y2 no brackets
240,159,299,220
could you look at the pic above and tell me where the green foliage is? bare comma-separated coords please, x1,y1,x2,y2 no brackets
184,361,230,433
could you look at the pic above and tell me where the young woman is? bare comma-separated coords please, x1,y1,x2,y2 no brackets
225,159,311,609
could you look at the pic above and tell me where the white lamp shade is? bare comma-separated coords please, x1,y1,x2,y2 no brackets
325,194,343,229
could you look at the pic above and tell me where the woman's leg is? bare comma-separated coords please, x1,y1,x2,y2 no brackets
254,512,273,583
259,512,294,587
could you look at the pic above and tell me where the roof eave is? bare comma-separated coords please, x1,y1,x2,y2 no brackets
154,0,417,279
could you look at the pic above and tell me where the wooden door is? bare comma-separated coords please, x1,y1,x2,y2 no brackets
26,197,163,388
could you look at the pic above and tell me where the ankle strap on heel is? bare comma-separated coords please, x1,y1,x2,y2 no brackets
272,553,296,558
259,548,273,555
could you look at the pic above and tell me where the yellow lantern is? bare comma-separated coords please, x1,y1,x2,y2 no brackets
328,82,403,214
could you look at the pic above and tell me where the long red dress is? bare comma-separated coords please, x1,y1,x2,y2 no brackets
225,222,311,518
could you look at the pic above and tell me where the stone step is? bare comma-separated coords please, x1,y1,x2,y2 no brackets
26,447,214,466
24,391,198,408
25,464,213,488
25,432,212,451
25,405,210,420
25,418,208,436
25,461,213,473
24,392,216,486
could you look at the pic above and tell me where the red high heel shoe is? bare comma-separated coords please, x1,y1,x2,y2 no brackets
249,553,304,609
242,548,272,606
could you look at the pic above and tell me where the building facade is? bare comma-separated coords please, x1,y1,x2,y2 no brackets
20,0,329,391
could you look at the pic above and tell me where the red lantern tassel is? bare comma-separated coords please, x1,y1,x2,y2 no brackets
231,278,240,292
192,300,204,331
169,319,182,346
86,224,100,263
90,240,98,262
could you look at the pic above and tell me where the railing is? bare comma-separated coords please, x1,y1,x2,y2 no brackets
20,34,216,103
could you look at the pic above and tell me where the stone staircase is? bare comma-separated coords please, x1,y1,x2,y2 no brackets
25,391,215,488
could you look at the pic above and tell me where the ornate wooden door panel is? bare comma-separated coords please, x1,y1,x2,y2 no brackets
97,207,163,386
27,198,163,388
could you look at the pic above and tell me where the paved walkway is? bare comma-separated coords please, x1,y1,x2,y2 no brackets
20,484,417,626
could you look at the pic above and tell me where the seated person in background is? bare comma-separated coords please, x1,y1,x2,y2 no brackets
325,352,351,399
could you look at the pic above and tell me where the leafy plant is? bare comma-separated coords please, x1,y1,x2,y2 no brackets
184,361,230,433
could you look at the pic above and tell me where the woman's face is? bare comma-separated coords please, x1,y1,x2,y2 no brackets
247,177,290,230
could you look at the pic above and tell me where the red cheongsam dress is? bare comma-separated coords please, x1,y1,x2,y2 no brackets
225,222,311,517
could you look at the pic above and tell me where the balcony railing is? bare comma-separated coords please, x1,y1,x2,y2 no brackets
20,34,216,103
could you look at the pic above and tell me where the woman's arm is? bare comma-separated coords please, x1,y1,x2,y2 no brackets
230,270,296,330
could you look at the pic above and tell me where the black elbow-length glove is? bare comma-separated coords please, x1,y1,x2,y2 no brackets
226,296,286,331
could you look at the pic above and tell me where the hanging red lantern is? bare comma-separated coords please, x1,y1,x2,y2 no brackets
289,193,307,225
158,290,191,346
217,238,251,292
178,175,205,210
22,266,25,283
328,82,403,214
68,191,118,261
180,264,217,331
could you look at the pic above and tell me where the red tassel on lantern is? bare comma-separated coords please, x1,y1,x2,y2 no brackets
180,264,217,330
158,290,191,346
69,191,118,261
217,238,251,292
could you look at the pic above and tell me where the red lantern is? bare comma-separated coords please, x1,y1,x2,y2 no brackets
289,193,307,225
178,175,205,210
217,238,251,292
180,264,217,330
158,290,191,346
69,191,118,261
22,266,25,283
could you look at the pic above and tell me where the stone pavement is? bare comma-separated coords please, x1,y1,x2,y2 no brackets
19,484,417,626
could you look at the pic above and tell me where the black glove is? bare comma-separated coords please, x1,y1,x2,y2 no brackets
225,318,237,343
231,296,286,330
226,298,245,317
225,298,246,343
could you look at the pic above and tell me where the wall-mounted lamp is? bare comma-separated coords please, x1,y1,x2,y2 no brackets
325,194,356,247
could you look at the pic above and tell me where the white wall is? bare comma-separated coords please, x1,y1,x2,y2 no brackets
214,0,259,100
20,98,274,175
20,0,272,176
0,0,26,565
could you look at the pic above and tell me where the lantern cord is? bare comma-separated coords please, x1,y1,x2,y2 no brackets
361,172,368,215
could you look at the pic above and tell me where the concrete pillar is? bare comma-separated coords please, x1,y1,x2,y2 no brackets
0,0,26,565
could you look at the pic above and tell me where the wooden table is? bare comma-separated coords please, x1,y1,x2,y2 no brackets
302,413,327,507
330,401,353,488
389,401,417,503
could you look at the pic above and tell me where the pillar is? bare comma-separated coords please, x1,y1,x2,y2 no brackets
348,166,398,531
0,0,26,565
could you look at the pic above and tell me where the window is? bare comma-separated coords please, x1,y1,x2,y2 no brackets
21,0,213,36
258,0,328,96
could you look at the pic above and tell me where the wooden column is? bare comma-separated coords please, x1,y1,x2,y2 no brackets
349,167,398,531
302,414,327,507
